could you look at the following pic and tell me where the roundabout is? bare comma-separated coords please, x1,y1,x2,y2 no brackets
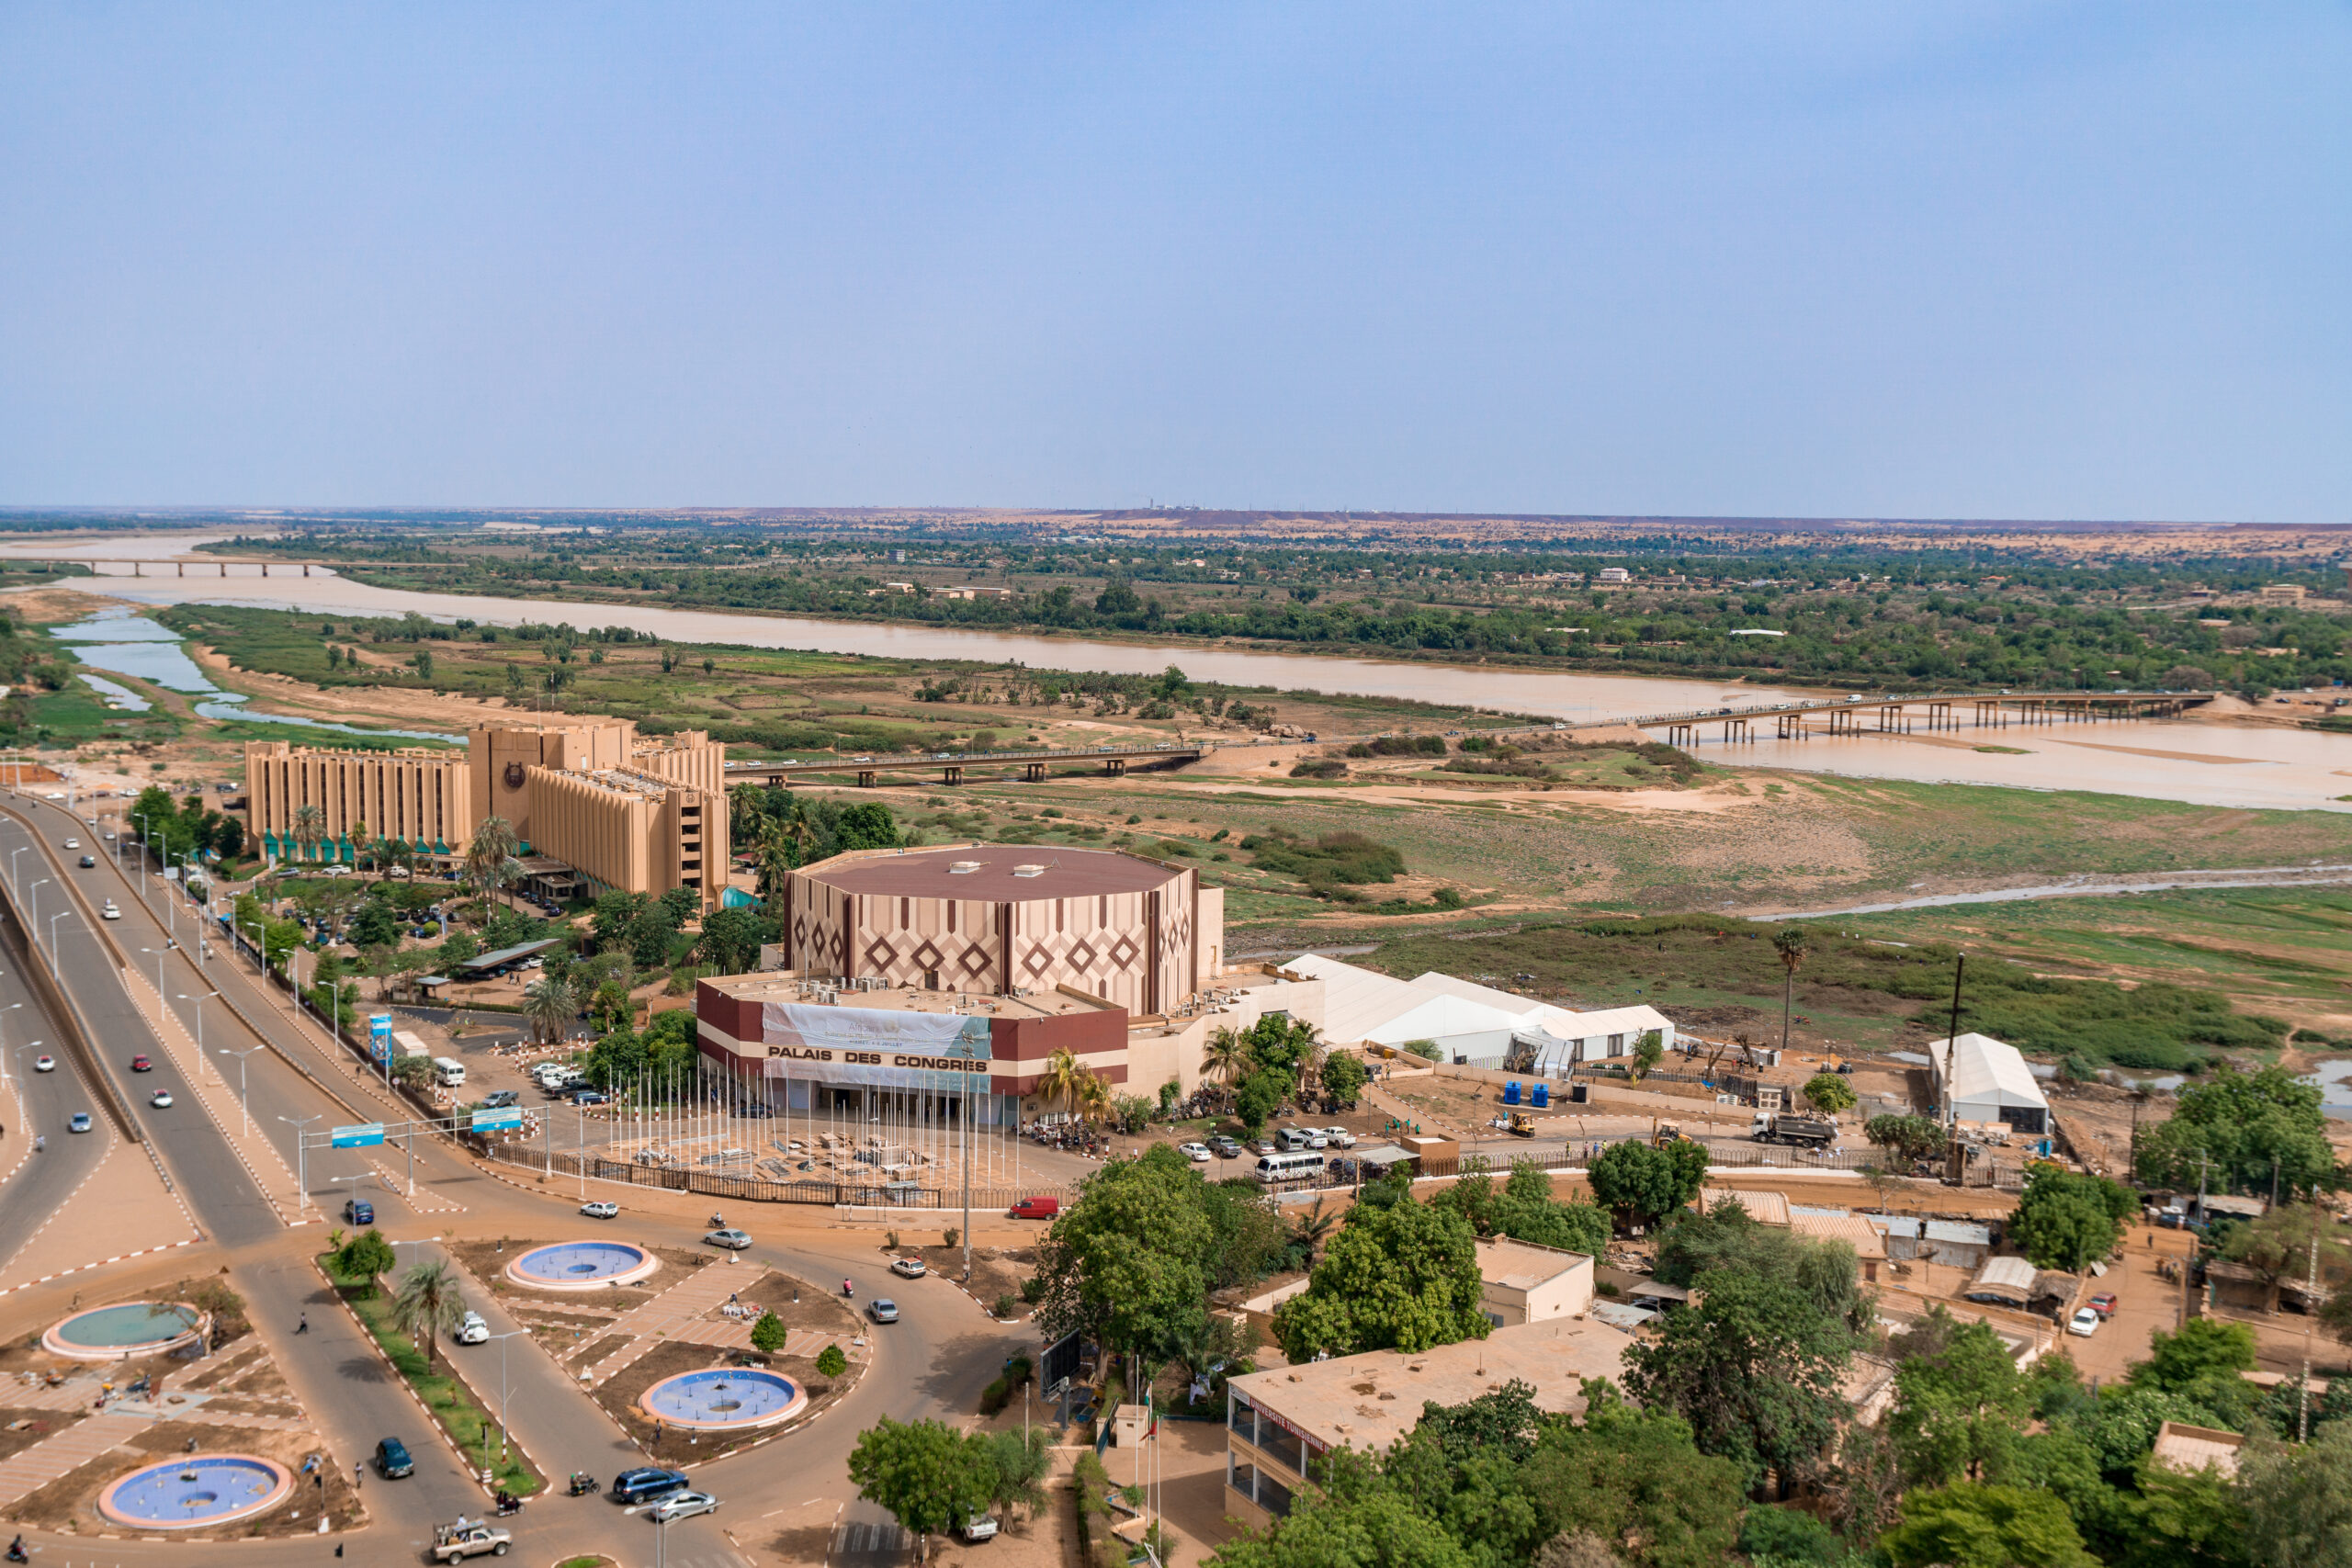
503,1240,659,1292
638,1367,807,1431
96,1454,293,1529
40,1301,205,1361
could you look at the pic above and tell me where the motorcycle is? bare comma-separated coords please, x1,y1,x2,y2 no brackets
493,1492,524,1517
842,1278,854,1300
7,1535,28,1563
566,1472,597,1498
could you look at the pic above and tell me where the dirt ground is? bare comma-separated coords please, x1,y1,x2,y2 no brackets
5,1417,364,1539
0,1407,83,1466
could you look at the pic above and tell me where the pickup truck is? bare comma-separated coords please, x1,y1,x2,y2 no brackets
430,1521,512,1561
1751,1114,1838,1149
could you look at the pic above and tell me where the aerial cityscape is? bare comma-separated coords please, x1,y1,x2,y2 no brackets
1,8,2348,1568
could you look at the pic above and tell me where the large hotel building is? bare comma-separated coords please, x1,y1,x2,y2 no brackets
243,719,729,908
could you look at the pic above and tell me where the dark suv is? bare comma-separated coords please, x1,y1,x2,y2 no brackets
609,1467,689,1506
345,1199,375,1226
374,1437,414,1479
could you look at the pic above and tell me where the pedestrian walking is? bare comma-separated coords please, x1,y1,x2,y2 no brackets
297,1312,309,1334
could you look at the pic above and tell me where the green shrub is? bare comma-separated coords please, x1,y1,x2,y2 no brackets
978,1376,1012,1416
993,1293,1017,1317
815,1343,848,1379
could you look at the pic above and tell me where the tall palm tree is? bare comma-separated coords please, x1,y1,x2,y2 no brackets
1290,1198,1338,1265
389,1260,466,1373
1075,1068,1116,1128
1035,1047,1089,1123
461,817,520,920
754,827,797,905
349,818,374,874
1773,928,1811,1054
1201,1028,1251,1106
523,975,576,1044
289,803,325,864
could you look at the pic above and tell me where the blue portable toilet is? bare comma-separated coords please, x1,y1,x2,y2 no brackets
1531,1082,1550,1109
1502,1080,1521,1106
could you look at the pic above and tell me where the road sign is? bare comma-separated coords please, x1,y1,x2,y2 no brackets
470,1108,524,1133
331,1123,386,1148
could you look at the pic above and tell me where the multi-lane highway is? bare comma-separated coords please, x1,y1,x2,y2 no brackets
0,787,1030,1565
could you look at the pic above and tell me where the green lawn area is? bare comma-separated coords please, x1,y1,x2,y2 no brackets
318,1256,542,1496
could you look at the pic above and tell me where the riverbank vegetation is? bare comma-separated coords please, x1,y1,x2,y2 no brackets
206,525,2352,696
1365,913,2285,1072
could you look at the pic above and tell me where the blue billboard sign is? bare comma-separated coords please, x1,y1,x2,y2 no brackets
331,1123,386,1148
470,1108,524,1133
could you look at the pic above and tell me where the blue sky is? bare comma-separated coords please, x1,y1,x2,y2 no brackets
2,4,2346,519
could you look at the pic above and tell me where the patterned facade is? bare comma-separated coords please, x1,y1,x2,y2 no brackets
775,846,1220,1016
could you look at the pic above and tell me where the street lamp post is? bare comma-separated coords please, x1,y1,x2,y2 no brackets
278,1113,322,1211
141,945,174,1005
482,1329,526,1463
6,1039,41,1089
0,1000,21,1084
175,992,220,1077
217,1043,265,1136
25,879,46,944
47,910,68,976
9,845,25,896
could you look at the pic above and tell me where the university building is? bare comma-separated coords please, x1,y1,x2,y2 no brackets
243,718,730,908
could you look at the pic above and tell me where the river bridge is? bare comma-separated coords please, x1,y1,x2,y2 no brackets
2,557,340,578
728,741,1207,788
1623,689,2215,746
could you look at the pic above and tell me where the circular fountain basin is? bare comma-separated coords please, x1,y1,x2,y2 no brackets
504,1240,659,1292
99,1453,293,1529
639,1367,807,1430
42,1301,204,1361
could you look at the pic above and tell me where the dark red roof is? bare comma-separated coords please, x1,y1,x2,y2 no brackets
797,846,1182,899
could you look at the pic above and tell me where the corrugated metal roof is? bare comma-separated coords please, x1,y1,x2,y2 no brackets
1790,1211,1887,1260
1696,1189,1792,1225
1924,1220,1994,1246
1969,1256,2039,1299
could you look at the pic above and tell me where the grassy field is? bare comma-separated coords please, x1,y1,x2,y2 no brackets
1838,888,2352,1040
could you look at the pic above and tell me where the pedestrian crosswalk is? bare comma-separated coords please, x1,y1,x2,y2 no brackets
835,1519,910,1558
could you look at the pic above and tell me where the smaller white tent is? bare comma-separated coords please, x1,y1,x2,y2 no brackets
1927,1032,2049,1134
1363,995,1529,1059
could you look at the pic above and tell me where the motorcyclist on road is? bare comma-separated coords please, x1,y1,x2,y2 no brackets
842,1277,854,1298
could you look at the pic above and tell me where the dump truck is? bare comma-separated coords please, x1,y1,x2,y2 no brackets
1752,1114,1838,1149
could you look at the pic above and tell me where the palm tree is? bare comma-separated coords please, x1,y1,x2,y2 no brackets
1075,1069,1116,1128
523,975,576,1044
289,803,325,865
1201,1027,1251,1107
1035,1047,1089,1124
754,827,797,905
1291,1198,1337,1265
1773,928,1811,1054
461,817,520,921
389,1260,466,1373
350,818,374,874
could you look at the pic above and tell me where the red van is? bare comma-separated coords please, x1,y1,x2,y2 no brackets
1008,1196,1061,1221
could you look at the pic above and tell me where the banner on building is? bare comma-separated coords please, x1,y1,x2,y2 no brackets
754,1002,991,1092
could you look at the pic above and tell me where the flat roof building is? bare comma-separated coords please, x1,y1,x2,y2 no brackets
1475,1237,1594,1326
246,718,730,909
1224,1318,1631,1533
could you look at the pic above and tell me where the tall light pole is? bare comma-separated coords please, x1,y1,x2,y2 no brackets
46,910,69,977
5,1038,40,1089
8,845,25,896
481,1328,526,1463
278,1113,322,1211
0,1000,20,1082
141,945,174,1004
176,992,220,1077
217,1043,265,1136
25,879,46,946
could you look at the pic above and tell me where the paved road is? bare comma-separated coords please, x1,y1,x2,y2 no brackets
4,792,1033,1564
0,957,113,1269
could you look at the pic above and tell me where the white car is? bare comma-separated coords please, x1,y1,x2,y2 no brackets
580,1200,619,1220
704,1228,753,1251
1179,1142,1212,1163
62,838,79,850
100,900,120,920
1322,1127,1356,1147
2066,1307,2100,1338
1302,1130,1329,1149
890,1256,928,1280
32,1055,54,1073
455,1311,490,1346
150,1090,174,1109
646,1490,719,1524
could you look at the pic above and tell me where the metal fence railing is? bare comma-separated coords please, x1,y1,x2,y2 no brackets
483,1142,1069,1210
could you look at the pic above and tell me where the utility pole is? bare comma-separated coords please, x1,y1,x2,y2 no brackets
1943,955,1964,1128
2302,1185,2322,1443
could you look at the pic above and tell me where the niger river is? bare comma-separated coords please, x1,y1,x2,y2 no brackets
6,533,2351,813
